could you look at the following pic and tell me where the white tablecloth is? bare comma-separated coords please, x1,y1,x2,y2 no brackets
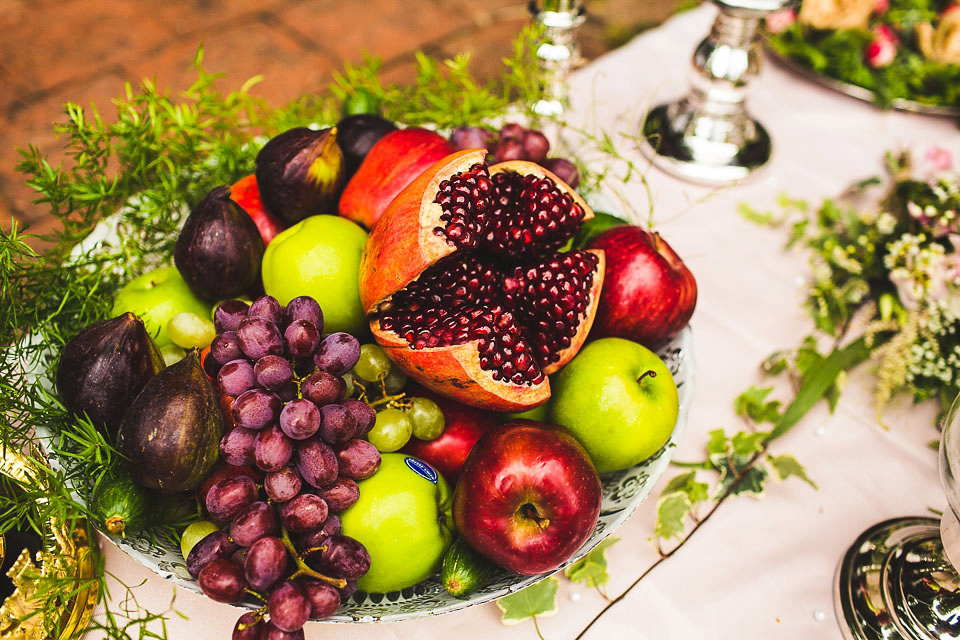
91,5,960,638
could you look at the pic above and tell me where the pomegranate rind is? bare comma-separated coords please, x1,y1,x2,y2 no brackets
358,149,487,313
541,248,605,375
371,322,552,412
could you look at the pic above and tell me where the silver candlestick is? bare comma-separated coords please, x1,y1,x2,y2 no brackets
834,395,960,640
528,0,586,117
639,0,788,185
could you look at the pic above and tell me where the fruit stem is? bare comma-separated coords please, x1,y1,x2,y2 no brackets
105,516,126,537
279,526,347,589
519,503,550,529
637,370,657,384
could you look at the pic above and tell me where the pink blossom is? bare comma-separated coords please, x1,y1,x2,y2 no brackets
866,25,898,67
925,147,954,173
874,0,889,13
766,8,797,33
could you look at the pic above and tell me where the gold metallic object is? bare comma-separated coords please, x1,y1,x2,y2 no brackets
0,448,98,640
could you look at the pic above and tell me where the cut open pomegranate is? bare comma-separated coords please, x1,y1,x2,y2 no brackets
359,150,605,411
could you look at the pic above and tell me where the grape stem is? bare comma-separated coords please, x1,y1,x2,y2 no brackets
354,378,410,410
279,526,347,589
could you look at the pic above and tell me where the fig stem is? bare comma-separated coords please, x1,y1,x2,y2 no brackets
637,370,657,384
280,526,347,589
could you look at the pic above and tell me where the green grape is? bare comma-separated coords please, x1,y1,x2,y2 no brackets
167,311,217,349
382,363,408,394
406,397,445,441
353,343,393,382
160,343,186,367
180,520,219,560
342,372,356,398
367,408,413,452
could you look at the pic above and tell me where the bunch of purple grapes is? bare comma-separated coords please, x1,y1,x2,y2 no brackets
193,294,381,639
449,121,581,188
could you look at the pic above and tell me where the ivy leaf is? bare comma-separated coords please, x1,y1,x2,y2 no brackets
716,457,769,498
738,202,779,225
735,386,782,424
564,537,619,588
497,577,559,625
662,470,709,504
705,428,729,465
731,431,767,459
655,491,693,541
768,453,818,489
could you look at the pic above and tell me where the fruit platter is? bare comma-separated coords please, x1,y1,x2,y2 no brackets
19,106,699,638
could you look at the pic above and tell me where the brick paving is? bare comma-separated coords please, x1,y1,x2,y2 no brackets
0,0,684,247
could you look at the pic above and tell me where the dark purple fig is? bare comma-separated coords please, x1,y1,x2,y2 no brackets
255,127,346,225
56,312,165,438
116,350,223,492
174,186,265,302
335,114,397,180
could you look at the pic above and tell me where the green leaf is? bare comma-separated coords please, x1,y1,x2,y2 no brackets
564,537,619,588
705,428,728,463
655,491,692,541
769,454,818,489
717,459,770,498
731,431,767,459
734,386,783,424
497,577,560,625
738,202,780,225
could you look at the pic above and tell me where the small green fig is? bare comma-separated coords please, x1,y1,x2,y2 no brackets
255,126,346,225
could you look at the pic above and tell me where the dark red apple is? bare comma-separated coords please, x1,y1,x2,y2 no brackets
453,420,602,575
586,225,697,348
400,392,498,485
337,127,456,230
229,174,286,246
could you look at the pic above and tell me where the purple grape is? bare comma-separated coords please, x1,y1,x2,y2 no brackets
317,534,371,579
205,475,258,521
342,399,376,437
268,581,310,632
449,125,495,151
232,389,282,429
233,612,266,640
198,557,246,603
248,295,284,326
284,320,321,358
230,546,249,567
338,579,358,601
237,316,284,360
279,493,329,533
211,331,243,364
230,501,280,547
244,536,287,592
264,467,302,503
218,359,257,396
499,122,526,139
203,350,222,378
294,437,339,488
220,427,258,466
494,136,525,163
279,399,321,440
263,622,304,640
317,403,357,444
302,580,341,619
254,355,294,390
214,299,249,333
254,425,294,472
285,296,323,330
299,515,342,551
522,129,550,163
318,477,359,513
336,439,381,480
186,530,237,578
301,370,345,406
278,382,298,402
540,157,580,189
313,332,361,376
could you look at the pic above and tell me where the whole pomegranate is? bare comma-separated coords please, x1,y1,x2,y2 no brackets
359,150,605,411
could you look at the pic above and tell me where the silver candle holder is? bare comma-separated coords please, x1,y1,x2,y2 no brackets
528,0,586,117
639,0,788,185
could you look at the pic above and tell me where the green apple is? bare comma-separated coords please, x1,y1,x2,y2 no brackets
111,266,211,349
340,453,454,593
548,337,678,473
261,214,368,336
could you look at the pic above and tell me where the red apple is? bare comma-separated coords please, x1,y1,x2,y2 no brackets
400,392,498,486
229,174,286,246
586,225,697,348
453,420,602,575
337,127,456,230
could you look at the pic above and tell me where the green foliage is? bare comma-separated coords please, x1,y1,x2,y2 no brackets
497,577,560,625
564,537,620,589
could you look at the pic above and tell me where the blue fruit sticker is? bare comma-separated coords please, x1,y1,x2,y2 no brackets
404,457,438,484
